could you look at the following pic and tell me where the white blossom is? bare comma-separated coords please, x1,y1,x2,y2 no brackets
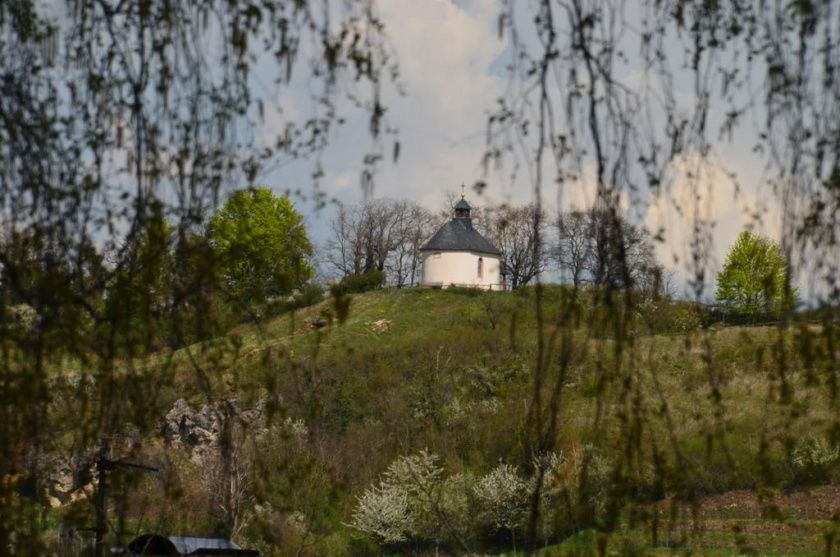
473,463,530,533
349,484,411,544
348,449,445,544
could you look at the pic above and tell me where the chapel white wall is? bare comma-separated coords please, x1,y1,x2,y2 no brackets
421,251,501,290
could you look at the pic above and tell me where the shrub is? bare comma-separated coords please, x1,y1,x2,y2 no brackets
288,283,325,310
348,450,445,546
439,472,477,543
444,285,485,297
480,292,515,330
536,445,613,537
792,435,839,485
670,301,702,332
351,452,544,552
334,271,386,295
473,463,530,546
640,299,703,334
263,283,326,318
699,306,779,327
349,484,412,544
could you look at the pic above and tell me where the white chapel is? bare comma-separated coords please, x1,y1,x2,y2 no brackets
419,194,504,290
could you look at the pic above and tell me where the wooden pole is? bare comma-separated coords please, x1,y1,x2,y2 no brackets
94,442,109,557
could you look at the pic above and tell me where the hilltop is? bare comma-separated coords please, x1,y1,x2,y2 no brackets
47,287,840,556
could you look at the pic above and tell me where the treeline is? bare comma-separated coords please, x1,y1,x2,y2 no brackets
323,198,667,295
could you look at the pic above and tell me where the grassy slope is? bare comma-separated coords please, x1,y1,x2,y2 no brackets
153,287,837,555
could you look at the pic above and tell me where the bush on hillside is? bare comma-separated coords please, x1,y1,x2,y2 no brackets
480,292,518,330
439,472,477,543
262,283,325,318
637,299,703,334
334,271,386,295
698,306,779,327
349,449,446,546
287,283,325,310
350,483,412,544
473,463,531,546
443,285,485,297
350,451,540,552
792,435,840,486
540,445,613,536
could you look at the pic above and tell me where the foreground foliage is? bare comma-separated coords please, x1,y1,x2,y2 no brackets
14,287,834,555
3,0,840,555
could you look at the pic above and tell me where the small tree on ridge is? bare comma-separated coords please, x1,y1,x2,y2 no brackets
208,188,313,315
716,231,796,316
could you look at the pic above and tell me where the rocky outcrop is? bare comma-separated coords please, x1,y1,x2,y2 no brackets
160,398,266,465
45,451,97,507
161,398,219,452
40,397,270,508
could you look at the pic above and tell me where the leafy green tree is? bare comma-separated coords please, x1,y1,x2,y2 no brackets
715,231,796,316
208,188,314,313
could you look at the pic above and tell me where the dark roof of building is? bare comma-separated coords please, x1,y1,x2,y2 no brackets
124,534,259,556
420,218,501,256
454,198,471,211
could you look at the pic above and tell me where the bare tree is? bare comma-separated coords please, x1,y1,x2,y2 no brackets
587,207,659,291
553,207,661,293
325,201,396,277
484,204,547,289
553,210,593,287
202,406,253,539
387,203,436,287
324,205,357,277
325,199,434,286
360,201,400,274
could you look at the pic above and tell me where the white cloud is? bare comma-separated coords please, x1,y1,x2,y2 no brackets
323,0,507,208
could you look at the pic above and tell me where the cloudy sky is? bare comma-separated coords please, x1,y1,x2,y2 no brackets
260,0,780,299
272,0,509,207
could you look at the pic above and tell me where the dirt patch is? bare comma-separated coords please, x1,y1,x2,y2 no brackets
647,488,840,555
665,486,840,521
370,319,391,333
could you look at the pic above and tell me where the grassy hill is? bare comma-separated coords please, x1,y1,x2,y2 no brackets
48,286,840,556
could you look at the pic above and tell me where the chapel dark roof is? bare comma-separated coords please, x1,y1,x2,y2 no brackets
420,213,502,256
454,198,471,211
